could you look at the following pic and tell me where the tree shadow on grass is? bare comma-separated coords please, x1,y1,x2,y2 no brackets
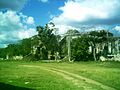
0,82,34,90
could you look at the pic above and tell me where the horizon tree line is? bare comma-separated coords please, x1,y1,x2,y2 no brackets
0,23,119,61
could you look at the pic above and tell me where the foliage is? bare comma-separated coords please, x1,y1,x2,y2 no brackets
0,25,116,61
89,30,113,43
0,48,7,58
66,29,80,35
36,23,59,60
0,38,32,59
71,34,90,61
0,23,60,60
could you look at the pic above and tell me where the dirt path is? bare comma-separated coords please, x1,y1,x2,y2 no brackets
20,65,116,90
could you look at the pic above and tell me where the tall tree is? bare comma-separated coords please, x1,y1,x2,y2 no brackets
71,34,90,61
36,23,59,60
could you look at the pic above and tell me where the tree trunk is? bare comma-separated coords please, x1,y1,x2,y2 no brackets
93,47,97,61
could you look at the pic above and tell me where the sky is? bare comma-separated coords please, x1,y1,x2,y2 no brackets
0,0,120,48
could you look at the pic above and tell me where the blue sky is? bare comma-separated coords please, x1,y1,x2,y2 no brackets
0,0,120,48
21,0,65,26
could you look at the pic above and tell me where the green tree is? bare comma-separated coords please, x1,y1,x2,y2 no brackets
36,23,59,60
71,34,90,61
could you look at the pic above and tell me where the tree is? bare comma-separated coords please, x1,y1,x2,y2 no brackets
0,48,7,59
19,38,32,56
71,34,90,61
36,23,59,60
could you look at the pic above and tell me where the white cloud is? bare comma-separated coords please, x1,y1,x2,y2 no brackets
53,0,120,24
0,44,7,48
54,25,78,34
0,10,37,48
51,0,120,34
18,28,37,39
26,16,34,25
0,11,20,26
114,26,120,31
38,0,48,3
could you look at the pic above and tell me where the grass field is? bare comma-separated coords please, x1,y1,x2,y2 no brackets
0,61,120,90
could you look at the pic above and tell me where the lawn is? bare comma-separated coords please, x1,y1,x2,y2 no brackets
0,61,120,90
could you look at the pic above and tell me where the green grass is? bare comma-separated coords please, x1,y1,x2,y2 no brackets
0,61,79,90
0,61,120,90
41,61,120,90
